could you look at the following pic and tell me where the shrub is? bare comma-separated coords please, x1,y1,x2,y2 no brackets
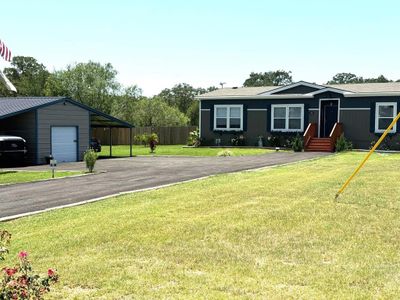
291,134,304,152
266,134,291,148
231,135,245,146
335,134,353,152
148,133,159,153
133,134,142,145
84,148,98,172
187,129,200,147
217,150,233,157
0,230,58,299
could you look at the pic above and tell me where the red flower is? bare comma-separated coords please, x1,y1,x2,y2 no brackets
18,251,28,259
47,268,56,277
18,275,28,286
4,267,17,276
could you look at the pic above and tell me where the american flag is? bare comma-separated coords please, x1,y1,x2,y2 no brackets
0,40,12,62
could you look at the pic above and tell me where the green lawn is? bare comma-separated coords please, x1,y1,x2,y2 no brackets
100,144,273,157
2,152,400,298
0,170,82,185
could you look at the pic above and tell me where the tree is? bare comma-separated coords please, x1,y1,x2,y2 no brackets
327,73,363,84
158,83,199,115
327,73,392,84
0,56,49,96
158,84,217,125
111,85,144,124
363,75,391,83
243,70,293,87
45,61,120,114
131,97,189,127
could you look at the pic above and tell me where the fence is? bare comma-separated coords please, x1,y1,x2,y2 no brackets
92,126,197,145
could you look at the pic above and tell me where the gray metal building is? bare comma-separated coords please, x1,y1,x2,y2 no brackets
0,97,133,164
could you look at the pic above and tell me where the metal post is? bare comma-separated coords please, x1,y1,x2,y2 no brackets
129,127,133,157
109,127,112,157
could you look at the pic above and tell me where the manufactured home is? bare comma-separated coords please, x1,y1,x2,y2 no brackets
197,81,400,151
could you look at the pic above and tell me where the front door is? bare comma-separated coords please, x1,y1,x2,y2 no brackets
320,100,339,137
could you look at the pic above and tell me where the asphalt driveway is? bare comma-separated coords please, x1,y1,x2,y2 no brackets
0,152,329,220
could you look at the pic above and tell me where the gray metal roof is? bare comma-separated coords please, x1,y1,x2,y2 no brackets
0,96,133,128
0,97,65,118
198,82,400,98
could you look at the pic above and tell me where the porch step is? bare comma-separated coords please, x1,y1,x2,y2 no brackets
305,138,333,152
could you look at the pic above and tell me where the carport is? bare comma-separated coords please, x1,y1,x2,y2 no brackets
90,111,134,158
0,97,134,164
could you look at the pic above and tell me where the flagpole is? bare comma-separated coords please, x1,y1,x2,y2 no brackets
0,38,17,93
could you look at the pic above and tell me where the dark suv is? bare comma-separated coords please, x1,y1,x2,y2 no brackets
90,138,102,152
0,136,28,165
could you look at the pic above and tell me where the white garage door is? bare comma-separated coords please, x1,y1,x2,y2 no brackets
51,127,78,162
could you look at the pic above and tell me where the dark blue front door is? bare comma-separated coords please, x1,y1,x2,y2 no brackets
321,101,339,137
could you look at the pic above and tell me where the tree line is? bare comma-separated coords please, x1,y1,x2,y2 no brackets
0,56,217,127
1,57,399,127
243,70,400,87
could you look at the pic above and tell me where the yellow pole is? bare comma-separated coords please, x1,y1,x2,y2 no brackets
335,111,400,199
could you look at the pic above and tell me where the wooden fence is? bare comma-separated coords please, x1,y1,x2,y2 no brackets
92,126,197,145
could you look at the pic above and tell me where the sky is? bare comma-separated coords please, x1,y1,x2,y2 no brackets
1,0,400,96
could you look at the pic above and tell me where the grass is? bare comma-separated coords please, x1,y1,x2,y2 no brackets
100,144,273,157
2,152,400,298
0,170,82,185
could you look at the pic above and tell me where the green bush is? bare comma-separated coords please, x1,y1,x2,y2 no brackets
231,135,245,146
217,150,233,157
134,134,149,147
266,134,291,148
291,134,304,152
335,134,352,152
187,129,200,147
84,148,98,172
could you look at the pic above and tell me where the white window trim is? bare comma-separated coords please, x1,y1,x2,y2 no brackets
213,104,243,131
271,104,304,132
375,102,397,133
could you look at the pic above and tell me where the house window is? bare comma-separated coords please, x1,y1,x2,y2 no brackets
271,104,304,132
214,105,243,131
375,102,397,133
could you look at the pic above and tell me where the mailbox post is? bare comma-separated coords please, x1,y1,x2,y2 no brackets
49,157,57,178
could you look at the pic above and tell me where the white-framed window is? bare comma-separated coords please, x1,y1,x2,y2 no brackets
375,102,397,133
271,104,304,132
213,105,243,131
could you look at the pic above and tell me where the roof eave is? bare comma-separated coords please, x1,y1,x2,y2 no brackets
344,92,400,97
197,95,313,100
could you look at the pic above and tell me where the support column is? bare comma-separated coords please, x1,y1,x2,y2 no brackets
129,127,133,157
109,127,112,157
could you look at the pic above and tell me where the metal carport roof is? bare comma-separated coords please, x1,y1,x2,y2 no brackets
0,96,133,128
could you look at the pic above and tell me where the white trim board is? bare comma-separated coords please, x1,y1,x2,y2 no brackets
248,108,268,111
306,87,352,96
308,108,319,111
260,81,325,95
340,108,370,111
200,109,210,111
199,100,202,137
